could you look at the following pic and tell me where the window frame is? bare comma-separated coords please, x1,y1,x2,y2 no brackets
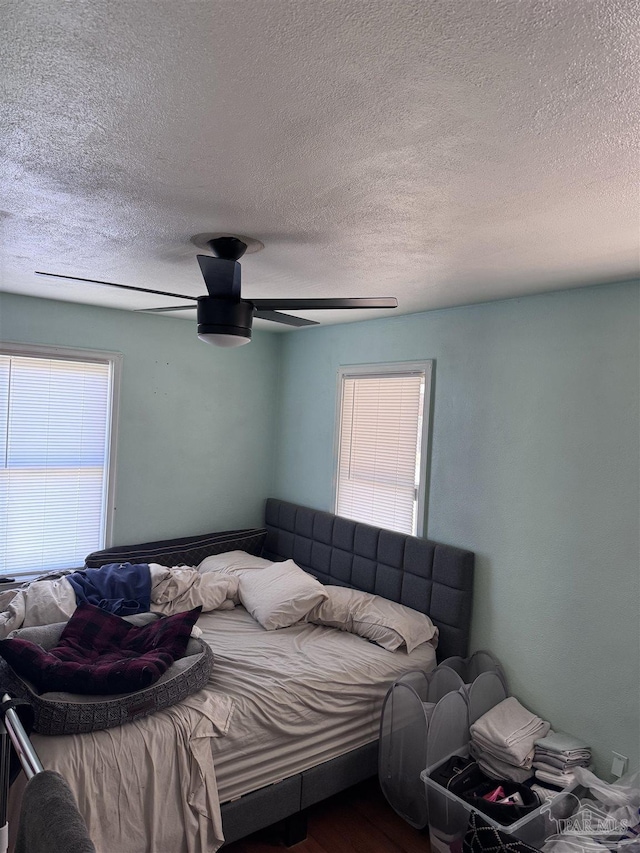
0,342,122,573
332,360,434,537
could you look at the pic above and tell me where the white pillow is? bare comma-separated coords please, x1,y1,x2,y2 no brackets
198,550,273,574
238,559,328,630
306,586,438,653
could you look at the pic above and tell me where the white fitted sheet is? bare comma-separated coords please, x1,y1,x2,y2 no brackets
199,607,437,802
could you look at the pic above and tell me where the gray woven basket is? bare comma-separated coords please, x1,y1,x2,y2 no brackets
0,615,214,735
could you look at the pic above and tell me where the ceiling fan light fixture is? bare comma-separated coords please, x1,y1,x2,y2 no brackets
198,330,251,347
197,295,254,346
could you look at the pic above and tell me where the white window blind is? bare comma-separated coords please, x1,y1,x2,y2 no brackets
335,365,431,535
0,350,118,579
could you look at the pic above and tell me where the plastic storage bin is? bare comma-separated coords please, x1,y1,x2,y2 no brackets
421,748,579,853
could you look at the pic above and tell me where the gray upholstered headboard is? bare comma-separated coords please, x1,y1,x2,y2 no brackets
262,499,474,661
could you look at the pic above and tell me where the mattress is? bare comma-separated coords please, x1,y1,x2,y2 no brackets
199,607,437,802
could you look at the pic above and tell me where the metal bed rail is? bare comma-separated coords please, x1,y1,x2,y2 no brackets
0,694,44,853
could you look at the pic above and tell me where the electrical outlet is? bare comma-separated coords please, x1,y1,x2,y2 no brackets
611,752,628,778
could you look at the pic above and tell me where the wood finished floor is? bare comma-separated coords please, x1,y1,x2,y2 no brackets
223,779,430,853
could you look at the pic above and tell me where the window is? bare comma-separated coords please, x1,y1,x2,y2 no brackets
334,362,432,536
0,344,121,580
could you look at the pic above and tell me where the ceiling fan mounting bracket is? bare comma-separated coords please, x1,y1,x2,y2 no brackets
208,236,247,261
190,232,265,255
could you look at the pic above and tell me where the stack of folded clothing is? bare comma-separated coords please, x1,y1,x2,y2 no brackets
533,731,591,788
469,697,551,782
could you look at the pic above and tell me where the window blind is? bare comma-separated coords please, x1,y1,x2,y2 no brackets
0,353,114,579
336,371,425,535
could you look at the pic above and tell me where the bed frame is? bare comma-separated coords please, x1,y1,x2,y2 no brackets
220,498,474,845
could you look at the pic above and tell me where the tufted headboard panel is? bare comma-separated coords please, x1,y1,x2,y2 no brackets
262,499,474,661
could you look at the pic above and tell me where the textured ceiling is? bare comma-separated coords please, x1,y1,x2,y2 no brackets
1,0,638,331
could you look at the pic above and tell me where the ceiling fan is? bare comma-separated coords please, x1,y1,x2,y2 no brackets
35,236,398,347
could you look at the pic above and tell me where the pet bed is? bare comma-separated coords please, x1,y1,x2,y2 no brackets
0,612,214,735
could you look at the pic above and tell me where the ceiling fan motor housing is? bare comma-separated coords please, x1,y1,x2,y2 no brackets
197,296,253,343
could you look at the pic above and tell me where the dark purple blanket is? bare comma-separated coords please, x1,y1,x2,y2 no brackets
0,602,201,695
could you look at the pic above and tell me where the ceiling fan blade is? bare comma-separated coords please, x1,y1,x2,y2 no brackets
135,305,198,313
254,309,319,327
35,271,198,302
251,297,398,311
197,255,241,299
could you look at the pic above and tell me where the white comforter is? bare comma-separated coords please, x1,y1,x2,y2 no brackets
0,564,238,638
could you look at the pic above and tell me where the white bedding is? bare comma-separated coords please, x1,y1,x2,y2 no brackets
199,607,437,801
8,690,235,853
0,565,238,638
8,607,437,853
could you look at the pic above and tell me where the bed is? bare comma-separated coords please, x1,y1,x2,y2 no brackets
6,498,474,851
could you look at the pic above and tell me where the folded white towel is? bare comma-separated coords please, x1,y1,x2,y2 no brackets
533,751,590,769
534,766,577,788
473,732,541,767
533,759,588,775
504,719,546,748
469,741,534,783
533,730,590,755
470,697,550,767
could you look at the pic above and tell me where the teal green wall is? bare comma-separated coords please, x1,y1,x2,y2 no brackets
2,283,638,775
274,281,640,775
0,292,282,543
